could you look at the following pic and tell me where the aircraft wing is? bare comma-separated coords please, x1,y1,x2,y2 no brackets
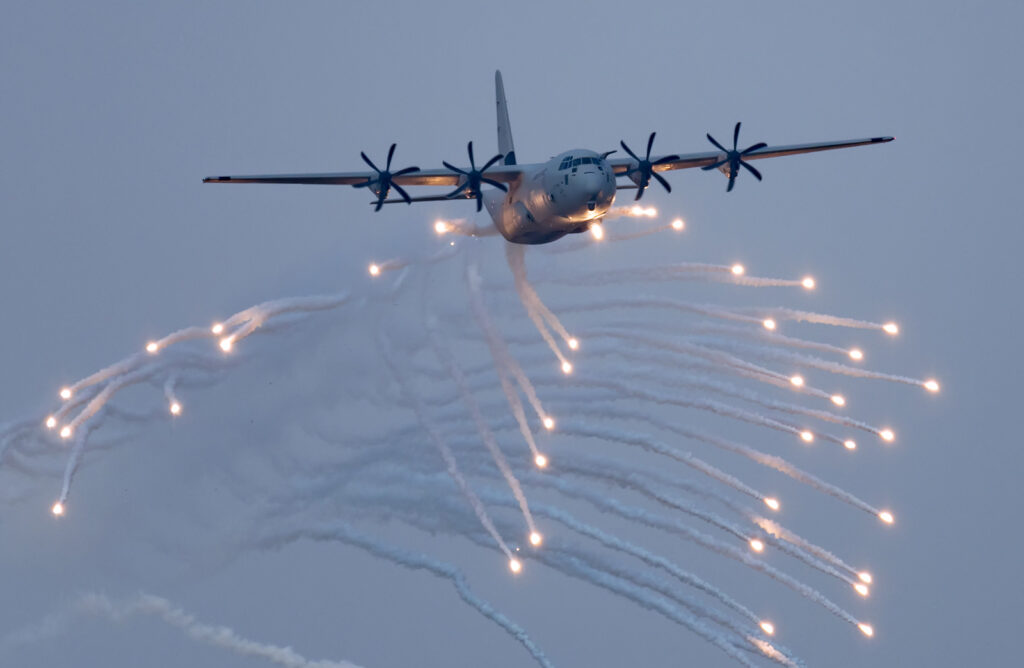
608,136,893,175
202,164,524,187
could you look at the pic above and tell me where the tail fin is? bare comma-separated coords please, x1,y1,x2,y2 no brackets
495,70,516,165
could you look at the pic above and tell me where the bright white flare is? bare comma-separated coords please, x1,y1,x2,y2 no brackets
59,426,72,440
671,218,685,231
561,361,573,375
434,220,451,235
763,318,777,331
45,416,57,430
878,511,895,524
858,623,874,637
590,223,605,241
731,263,745,276
831,394,847,407
801,276,816,290
568,338,579,350
854,583,870,597
764,497,780,511
534,454,549,468
51,501,64,517
749,538,765,553
844,439,857,450
883,322,899,335
760,621,775,636
924,379,941,393
529,532,543,547
509,558,522,574
145,341,159,354
859,572,873,584
368,263,381,277
800,430,815,443
879,429,895,443
169,402,182,416
629,205,657,218
849,348,864,361
59,387,72,401
790,375,805,387
211,323,224,335
542,417,555,431
219,337,234,353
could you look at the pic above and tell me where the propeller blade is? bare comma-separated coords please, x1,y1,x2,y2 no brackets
361,152,379,172
740,160,763,181
634,176,650,201
741,142,767,155
481,154,504,172
653,154,680,165
374,196,385,212
733,122,741,150
600,150,617,159
727,172,737,192
442,161,466,175
392,183,412,204
619,140,640,162
701,160,727,171
392,166,421,176
706,133,728,153
475,197,483,212
481,177,508,192
646,132,656,159
446,182,470,199
652,171,672,193
466,141,475,170
386,143,396,171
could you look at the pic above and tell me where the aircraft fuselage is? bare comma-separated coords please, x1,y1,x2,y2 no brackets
485,149,618,245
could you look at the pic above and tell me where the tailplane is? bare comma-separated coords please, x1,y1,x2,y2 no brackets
495,70,516,165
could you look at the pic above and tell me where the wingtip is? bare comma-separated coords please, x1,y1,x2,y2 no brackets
203,176,233,183
873,136,895,143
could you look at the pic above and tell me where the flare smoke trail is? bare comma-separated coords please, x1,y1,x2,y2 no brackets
3,214,937,666
428,318,539,538
382,343,516,562
0,592,362,668
254,522,554,668
466,263,547,461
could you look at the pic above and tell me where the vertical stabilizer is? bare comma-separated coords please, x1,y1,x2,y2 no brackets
495,70,516,165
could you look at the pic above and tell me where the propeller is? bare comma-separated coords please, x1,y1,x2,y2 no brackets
443,141,507,212
353,143,420,211
701,122,767,192
619,132,679,201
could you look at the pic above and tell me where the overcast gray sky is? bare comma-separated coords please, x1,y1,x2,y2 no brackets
1,2,1021,666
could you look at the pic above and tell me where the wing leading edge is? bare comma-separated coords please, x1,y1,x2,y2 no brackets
202,165,524,187
609,136,893,175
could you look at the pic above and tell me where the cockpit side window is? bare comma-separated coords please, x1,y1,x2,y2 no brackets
559,156,572,170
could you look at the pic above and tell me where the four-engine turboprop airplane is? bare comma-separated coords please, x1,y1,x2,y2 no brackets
204,71,893,245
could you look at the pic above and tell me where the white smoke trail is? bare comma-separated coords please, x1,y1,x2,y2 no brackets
748,307,889,331
466,264,547,463
504,244,573,370
428,322,539,537
505,244,576,349
382,345,516,562
76,592,362,668
254,522,554,668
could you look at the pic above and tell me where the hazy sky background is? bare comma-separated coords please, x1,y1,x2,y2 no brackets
1,2,1021,666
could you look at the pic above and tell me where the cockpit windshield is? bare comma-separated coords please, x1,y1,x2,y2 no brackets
559,155,602,171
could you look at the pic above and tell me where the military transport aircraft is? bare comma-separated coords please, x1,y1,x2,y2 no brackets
204,71,892,245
